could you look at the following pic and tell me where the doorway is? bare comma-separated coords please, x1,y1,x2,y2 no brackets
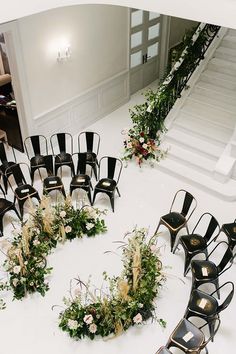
130,9,162,94
0,32,24,152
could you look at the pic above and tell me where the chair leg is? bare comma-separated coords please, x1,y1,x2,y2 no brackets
172,238,180,254
61,187,66,199
92,189,98,206
87,189,92,205
18,200,25,219
0,215,3,236
154,220,161,236
170,230,178,253
116,187,121,197
92,164,98,181
3,175,8,194
213,278,220,299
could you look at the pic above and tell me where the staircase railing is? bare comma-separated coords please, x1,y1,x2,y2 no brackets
151,23,221,124
129,23,220,140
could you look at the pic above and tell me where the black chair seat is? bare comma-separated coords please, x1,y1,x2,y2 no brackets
0,198,16,213
221,223,236,240
55,152,72,164
95,178,116,192
70,174,91,187
162,212,186,230
30,155,45,167
191,259,218,280
44,176,63,190
181,234,207,252
85,152,97,162
15,184,39,200
188,289,218,316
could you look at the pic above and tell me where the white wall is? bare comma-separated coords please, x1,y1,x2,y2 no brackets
17,5,128,118
169,17,198,49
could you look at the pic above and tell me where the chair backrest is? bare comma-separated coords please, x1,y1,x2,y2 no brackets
0,140,16,164
98,156,122,183
50,133,73,155
170,189,197,221
72,152,87,175
214,281,235,313
24,135,48,159
207,241,233,274
78,131,100,155
192,212,220,243
5,163,28,188
43,155,54,177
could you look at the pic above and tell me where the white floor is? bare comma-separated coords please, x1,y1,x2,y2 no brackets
0,88,236,354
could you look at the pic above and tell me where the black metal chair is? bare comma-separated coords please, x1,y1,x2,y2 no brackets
42,155,66,199
173,212,220,276
220,220,236,253
166,317,220,354
0,140,17,194
24,135,48,184
154,190,197,252
5,163,40,218
92,156,122,212
50,133,75,176
184,282,234,340
70,153,93,204
78,131,100,180
190,241,233,298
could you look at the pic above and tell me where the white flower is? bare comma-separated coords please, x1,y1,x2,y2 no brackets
142,143,148,149
89,323,97,333
83,314,93,324
13,265,21,274
65,225,72,233
74,288,81,297
139,137,144,143
24,261,28,265
67,319,79,330
60,211,66,218
127,142,132,149
12,278,18,287
86,223,94,231
146,105,152,113
33,239,40,246
133,313,143,324
138,303,144,308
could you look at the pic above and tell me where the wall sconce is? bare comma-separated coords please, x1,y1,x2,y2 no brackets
57,46,71,62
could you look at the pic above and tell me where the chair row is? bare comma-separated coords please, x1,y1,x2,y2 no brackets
154,189,235,354
0,155,123,235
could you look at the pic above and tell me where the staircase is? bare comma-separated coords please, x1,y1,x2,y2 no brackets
159,28,236,201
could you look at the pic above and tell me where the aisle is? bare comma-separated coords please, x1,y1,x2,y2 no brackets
0,88,235,354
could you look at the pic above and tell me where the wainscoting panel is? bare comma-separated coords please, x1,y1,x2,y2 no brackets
31,70,129,139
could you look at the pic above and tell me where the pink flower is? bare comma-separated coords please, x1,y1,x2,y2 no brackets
60,211,66,218
83,314,93,324
133,313,142,324
89,323,97,333
150,244,156,252
65,225,72,233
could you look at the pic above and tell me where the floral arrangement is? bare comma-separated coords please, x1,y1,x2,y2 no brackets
123,128,167,166
123,88,168,166
58,228,166,340
0,196,107,302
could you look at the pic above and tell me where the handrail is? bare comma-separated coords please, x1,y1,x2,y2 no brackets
147,23,220,129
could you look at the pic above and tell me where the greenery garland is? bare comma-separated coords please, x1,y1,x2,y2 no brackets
0,196,107,304
59,228,166,340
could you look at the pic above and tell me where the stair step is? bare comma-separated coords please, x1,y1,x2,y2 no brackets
221,35,236,50
195,80,236,99
166,143,215,176
208,57,236,76
227,29,236,37
201,70,236,90
188,92,236,114
174,112,231,145
182,98,236,129
214,46,236,63
158,157,236,201
164,128,223,160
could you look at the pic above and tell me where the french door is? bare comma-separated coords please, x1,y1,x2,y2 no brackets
130,9,162,94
